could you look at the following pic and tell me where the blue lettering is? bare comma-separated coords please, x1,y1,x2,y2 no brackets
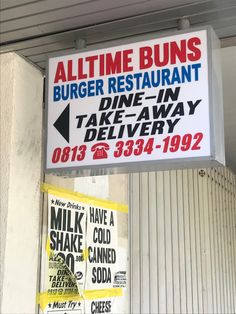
162,69,171,85
71,83,78,99
133,73,142,89
181,65,191,82
108,77,116,93
192,63,201,81
142,72,151,89
117,76,125,92
171,67,181,84
96,80,104,95
78,82,87,98
53,86,61,102
125,74,133,92
62,85,69,101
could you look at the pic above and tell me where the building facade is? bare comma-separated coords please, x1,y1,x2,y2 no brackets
1,1,236,313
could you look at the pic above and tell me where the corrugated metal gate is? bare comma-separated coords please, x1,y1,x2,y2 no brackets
129,167,236,314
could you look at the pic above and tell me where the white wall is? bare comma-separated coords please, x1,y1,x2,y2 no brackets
129,167,236,314
221,46,236,172
0,53,43,314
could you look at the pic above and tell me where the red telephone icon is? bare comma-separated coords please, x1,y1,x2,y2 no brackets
91,142,110,160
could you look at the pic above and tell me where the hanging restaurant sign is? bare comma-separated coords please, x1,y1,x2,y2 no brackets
45,26,225,175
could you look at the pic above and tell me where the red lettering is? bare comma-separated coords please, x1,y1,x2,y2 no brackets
154,43,169,66
99,54,105,76
106,52,122,75
85,55,98,78
54,61,66,83
78,58,87,79
123,49,133,72
187,37,201,61
67,60,76,81
139,46,153,69
139,37,202,69
170,40,187,64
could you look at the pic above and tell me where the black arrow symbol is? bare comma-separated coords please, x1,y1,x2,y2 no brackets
53,103,70,143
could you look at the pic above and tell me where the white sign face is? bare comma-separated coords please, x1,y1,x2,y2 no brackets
46,29,219,172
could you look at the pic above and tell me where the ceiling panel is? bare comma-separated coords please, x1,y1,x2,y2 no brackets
19,41,74,56
1,0,146,33
0,0,197,40
0,0,90,21
1,1,235,54
0,0,38,10
0,0,235,71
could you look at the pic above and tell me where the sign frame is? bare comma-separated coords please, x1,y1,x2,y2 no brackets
44,26,225,177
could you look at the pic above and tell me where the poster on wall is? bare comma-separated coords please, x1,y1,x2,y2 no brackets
38,183,128,314
85,206,118,290
45,26,224,175
85,205,119,314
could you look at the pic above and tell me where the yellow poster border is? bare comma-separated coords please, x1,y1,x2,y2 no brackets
37,288,123,310
41,183,128,213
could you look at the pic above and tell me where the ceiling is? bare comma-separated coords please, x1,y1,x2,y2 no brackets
0,0,236,70
0,0,236,173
